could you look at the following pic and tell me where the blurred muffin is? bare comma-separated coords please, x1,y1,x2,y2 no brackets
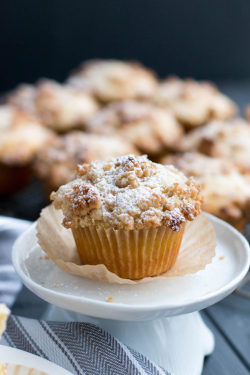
162,152,250,231
35,132,138,194
7,83,37,116
0,304,10,375
51,155,202,279
67,60,158,103
0,105,55,194
179,119,250,172
7,80,99,132
0,304,9,337
85,100,183,155
154,77,237,128
245,105,250,122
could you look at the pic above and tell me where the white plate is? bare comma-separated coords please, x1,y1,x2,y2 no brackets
0,345,72,374
12,214,250,321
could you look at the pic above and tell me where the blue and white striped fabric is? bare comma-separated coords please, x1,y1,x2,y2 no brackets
1,315,170,375
0,217,30,307
0,217,171,375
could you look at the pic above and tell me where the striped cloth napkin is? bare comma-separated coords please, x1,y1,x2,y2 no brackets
1,315,169,375
0,217,170,375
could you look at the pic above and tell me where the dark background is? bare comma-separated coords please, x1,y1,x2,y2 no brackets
1,0,250,92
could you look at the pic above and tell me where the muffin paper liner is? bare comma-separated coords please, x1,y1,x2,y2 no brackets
36,204,216,284
72,224,185,279
4,363,49,375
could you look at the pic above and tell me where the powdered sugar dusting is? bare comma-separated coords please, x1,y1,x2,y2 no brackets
52,155,202,231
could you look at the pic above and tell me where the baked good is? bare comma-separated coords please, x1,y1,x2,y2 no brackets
162,152,250,231
0,364,6,375
67,60,158,103
85,100,183,154
179,119,250,172
0,304,9,338
0,105,55,194
0,304,9,375
154,77,237,128
35,131,138,193
51,154,202,279
7,83,37,116
7,80,99,132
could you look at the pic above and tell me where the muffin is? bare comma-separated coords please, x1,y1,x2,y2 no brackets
7,83,37,116
51,154,202,279
35,131,138,194
0,105,55,194
7,80,99,132
0,304,9,338
179,119,250,173
162,152,250,231
154,77,237,128
0,304,9,375
85,100,183,155
67,59,158,103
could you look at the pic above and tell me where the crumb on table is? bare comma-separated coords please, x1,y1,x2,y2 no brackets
219,256,225,260
107,297,114,303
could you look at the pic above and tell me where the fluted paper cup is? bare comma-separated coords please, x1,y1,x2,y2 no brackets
37,204,216,284
72,224,186,279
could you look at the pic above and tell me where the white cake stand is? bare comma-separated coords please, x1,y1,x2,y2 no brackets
12,214,250,375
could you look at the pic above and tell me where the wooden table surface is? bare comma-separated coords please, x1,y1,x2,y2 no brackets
1,81,250,374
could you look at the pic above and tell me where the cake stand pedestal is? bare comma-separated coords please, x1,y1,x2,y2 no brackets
45,306,214,375
12,214,250,375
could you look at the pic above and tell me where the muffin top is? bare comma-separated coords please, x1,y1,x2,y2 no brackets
0,105,55,165
85,100,183,154
35,132,138,189
162,152,250,222
7,83,37,116
67,60,158,102
179,119,250,172
154,77,237,127
51,154,202,231
7,80,99,132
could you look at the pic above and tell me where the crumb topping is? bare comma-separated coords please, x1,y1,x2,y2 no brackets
7,80,99,131
85,100,183,153
35,132,138,189
35,80,99,131
51,154,202,231
154,77,237,127
163,152,250,221
0,105,55,165
179,119,250,172
67,60,158,102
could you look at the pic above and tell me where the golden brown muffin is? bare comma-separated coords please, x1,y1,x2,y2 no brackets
0,105,55,194
0,304,9,338
245,105,250,122
7,83,37,116
0,364,6,375
179,118,250,173
154,77,237,128
0,304,9,375
7,80,99,132
162,152,250,231
51,155,202,279
35,131,138,193
35,80,99,131
85,100,183,155
67,60,158,103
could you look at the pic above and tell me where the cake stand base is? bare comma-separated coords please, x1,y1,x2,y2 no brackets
45,306,214,375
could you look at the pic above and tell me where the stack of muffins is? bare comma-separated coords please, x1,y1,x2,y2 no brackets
1,59,250,232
